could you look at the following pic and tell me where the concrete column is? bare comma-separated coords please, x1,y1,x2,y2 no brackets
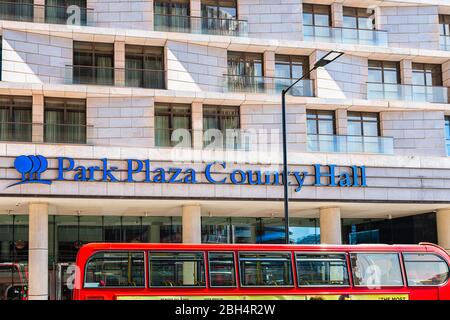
192,102,203,149
320,207,342,244
437,209,450,251
28,203,49,300
400,59,413,85
114,41,125,86
309,51,320,98
182,205,201,243
34,0,45,23
336,109,347,136
442,60,450,88
32,94,44,143
263,51,276,92
331,3,343,28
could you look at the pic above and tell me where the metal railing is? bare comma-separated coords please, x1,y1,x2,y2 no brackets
154,14,248,37
0,122,33,142
0,1,93,25
303,25,388,46
367,82,449,104
307,134,394,154
224,75,315,96
66,65,166,89
44,123,91,144
440,35,450,51
447,139,450,156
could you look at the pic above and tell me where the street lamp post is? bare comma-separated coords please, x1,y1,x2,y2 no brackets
281,51,344,244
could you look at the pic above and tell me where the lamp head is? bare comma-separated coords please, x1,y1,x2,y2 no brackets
314,51,344,68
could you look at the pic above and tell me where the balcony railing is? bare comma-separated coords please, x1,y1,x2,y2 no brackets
154,14,248,37
447,139,450,156
66,65,166,89
440,35,450,51
367,83,449,104
307,134,394,155
0,122,33,142
303,25,388,46
224,75,315,96
44,123,91,144
0,1,93,25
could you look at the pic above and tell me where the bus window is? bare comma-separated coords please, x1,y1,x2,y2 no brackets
350,253,403,287
84,252,145,288
208,252,236,287
403,253,449,286
0,264,26,300
149,252,206,287
296,253,349,287
238,252,293,287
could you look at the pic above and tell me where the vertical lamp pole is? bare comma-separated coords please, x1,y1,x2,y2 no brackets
281,51,344,244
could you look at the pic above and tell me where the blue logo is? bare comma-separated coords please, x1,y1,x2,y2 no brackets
9,155,52,187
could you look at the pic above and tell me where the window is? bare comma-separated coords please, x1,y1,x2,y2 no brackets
203,105,240,149
154,0,190,31
275,55,309,80
412,63,442,87
227,52,264,92
307,110,335,135
0,0,33,22
239,252,293,287
303,4,331,27
350,253,403,287
44,98,86,144
0,96,32,142
208,252,236,287
202,0,236,19
439,15,450,37
446,116,450,156
368,60,400,85
155,104,191,147
348,112,379,137
125,45,165,89
343,7,374,30
149,252,206,287
84,251,145,288
296,253,349,286
73,41,114,85
45,0,87,25
403,253,449,286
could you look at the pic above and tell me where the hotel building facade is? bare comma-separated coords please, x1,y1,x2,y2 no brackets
1,0,450,300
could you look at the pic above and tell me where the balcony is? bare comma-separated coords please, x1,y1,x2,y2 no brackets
66,65,166,89
303,25,388,46
367,83,449,104
307,134,394,154
0,1,92,25
440,35,450,51
154,14,248,37
224,75,314,96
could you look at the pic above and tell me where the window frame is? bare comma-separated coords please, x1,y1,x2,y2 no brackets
148,250,207,288
83,250,147,289
439,14,450,37
207,251,237,288
368,60,401,85
274,54,310,80
411,63,443,87
306,109,336,136
302,3,331,27
349,252,405,288
402,252,450,287
347,111,380,137
343,6,375,30
237,251,295,288
295,252,351,288
154,103,192,147
201,0,238,19
227,51,264,77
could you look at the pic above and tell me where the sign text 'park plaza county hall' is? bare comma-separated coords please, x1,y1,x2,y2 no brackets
9,155,367,191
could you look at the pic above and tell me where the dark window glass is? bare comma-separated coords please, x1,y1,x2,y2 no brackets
0,96,32,142
303,4,331,26
149,252,206,287
208,252,236,287
368,60,400,84
404,253,449,286
439,15,450,36
154,0,190,31
203,105,240,149
350,253,403,287
296,253,349,286
446,116,450,155
84,251,145,288
0,264,27,300
347,112,379,137
239,252,293,286
275,55,309,79
44,98,86,144
45,0,87,25
227,51,263,77
73,41,114,85
0,0,33,22
155,104,192,147
202,0,237,19
125,45,165,89
343,7,374,30
412,63,442,86
306,110,335,135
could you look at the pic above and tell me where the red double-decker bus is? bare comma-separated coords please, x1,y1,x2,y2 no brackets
72,242,450,300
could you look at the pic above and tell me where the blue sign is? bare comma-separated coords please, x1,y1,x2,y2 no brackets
9,155,367,191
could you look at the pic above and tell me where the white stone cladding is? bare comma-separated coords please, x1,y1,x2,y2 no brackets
378,5,440,50
238,0,303,40
88,0,153,30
